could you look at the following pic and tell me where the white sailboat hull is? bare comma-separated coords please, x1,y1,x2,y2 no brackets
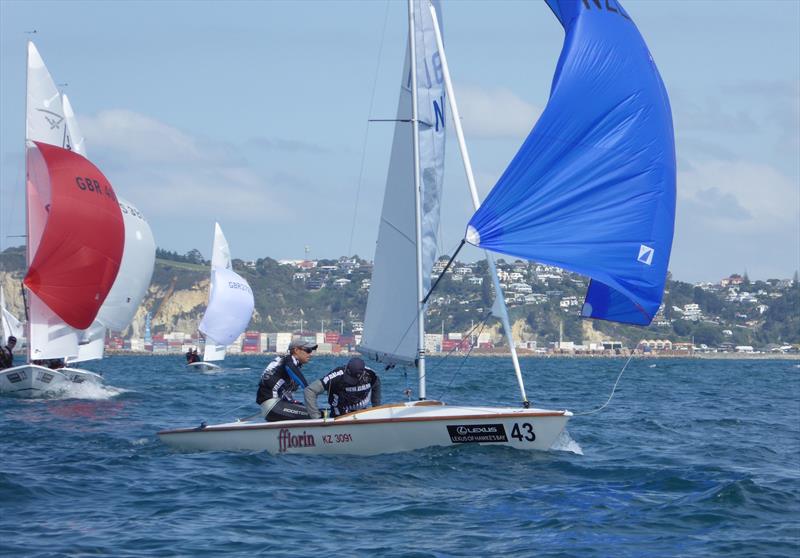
158,401,571,455
0,364,103,397
186,362,221,372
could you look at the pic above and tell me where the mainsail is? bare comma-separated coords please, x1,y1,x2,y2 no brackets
25,41,81,360
198,223,254,363
466,0,676,325
360,0,445,365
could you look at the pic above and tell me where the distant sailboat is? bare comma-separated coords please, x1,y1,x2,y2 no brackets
0,287,23,343
187,223,254,372
0,42,125,396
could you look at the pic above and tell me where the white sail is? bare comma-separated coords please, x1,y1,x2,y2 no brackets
62,93,86,156
72,198,156,363
26,42,80,361
210,222,232,270
198,225,253,362
97,198,156,331
26,42,67,148
0,287,23,342
360,0,445,365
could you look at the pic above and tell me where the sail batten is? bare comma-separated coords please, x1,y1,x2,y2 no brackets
466,0,675,326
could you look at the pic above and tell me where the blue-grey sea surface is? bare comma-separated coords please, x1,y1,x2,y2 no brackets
1,355,798,557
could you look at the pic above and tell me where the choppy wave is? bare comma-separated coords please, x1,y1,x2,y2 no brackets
0,355,798,557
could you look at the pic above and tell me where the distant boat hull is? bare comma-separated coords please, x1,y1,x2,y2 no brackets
0,364,102,397
186,362,221,372
158,401,571,455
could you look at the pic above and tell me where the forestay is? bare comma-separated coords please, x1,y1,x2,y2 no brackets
466,0,676,326
360,0,446,364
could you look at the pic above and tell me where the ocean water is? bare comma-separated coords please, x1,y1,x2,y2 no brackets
1,355,798,557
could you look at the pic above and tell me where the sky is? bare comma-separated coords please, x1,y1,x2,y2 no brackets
1,0,798,284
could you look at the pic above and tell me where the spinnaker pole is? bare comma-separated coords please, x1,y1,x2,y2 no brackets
429,3,529,406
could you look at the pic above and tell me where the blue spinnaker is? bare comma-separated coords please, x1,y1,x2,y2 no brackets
466,0,675,326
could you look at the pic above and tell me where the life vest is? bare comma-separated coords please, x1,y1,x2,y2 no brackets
321,366,378,417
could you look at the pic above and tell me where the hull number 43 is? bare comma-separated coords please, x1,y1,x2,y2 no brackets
511,423,536,442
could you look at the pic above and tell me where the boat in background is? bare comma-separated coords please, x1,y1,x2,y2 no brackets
187,223,254,372
0,42,125,397
1,286,23,345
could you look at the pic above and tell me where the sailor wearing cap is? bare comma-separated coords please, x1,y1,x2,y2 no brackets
304,357,381,419
256,337,318,421
0,336,16,370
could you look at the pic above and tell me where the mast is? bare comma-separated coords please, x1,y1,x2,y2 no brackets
408,0,426,399
24,42,31,363
428,3,529,406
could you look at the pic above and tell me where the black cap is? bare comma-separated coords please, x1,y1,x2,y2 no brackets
346,357,366,374
8,336,16,343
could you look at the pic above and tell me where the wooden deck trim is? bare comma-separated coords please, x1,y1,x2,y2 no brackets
158,409,570,436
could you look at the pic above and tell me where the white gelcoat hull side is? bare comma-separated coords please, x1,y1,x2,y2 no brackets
186,362,221,372
158,402,571,455
0,364,70,396
0,365,103,396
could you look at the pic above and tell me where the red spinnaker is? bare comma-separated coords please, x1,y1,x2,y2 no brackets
23,142,125,329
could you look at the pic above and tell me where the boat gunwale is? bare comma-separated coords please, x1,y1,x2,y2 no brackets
157,409,571,436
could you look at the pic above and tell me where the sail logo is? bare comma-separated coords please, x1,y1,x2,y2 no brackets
638,245,654,266
277,428,316,452
433,94,445,132
36,108,64,130
228,281,252,293
582,0,632,20
447,424,508,444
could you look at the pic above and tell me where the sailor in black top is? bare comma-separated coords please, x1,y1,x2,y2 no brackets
0,336,16,370
256,338,317,421
304,357,381,419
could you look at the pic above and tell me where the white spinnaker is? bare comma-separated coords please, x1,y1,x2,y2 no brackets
360,0,445,365
199,268,254,361
98,199,156,331
199,225,253,362
1,287,23,341
26,42,80,361
71,198,156,362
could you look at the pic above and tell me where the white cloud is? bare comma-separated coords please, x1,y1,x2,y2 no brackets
457,86,541,140
76,109,285,221
677,159,798,233
671,158,800,281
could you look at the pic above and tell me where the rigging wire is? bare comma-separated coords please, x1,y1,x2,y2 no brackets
432,309,494,401
572,339,644,416
346,0,392,257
